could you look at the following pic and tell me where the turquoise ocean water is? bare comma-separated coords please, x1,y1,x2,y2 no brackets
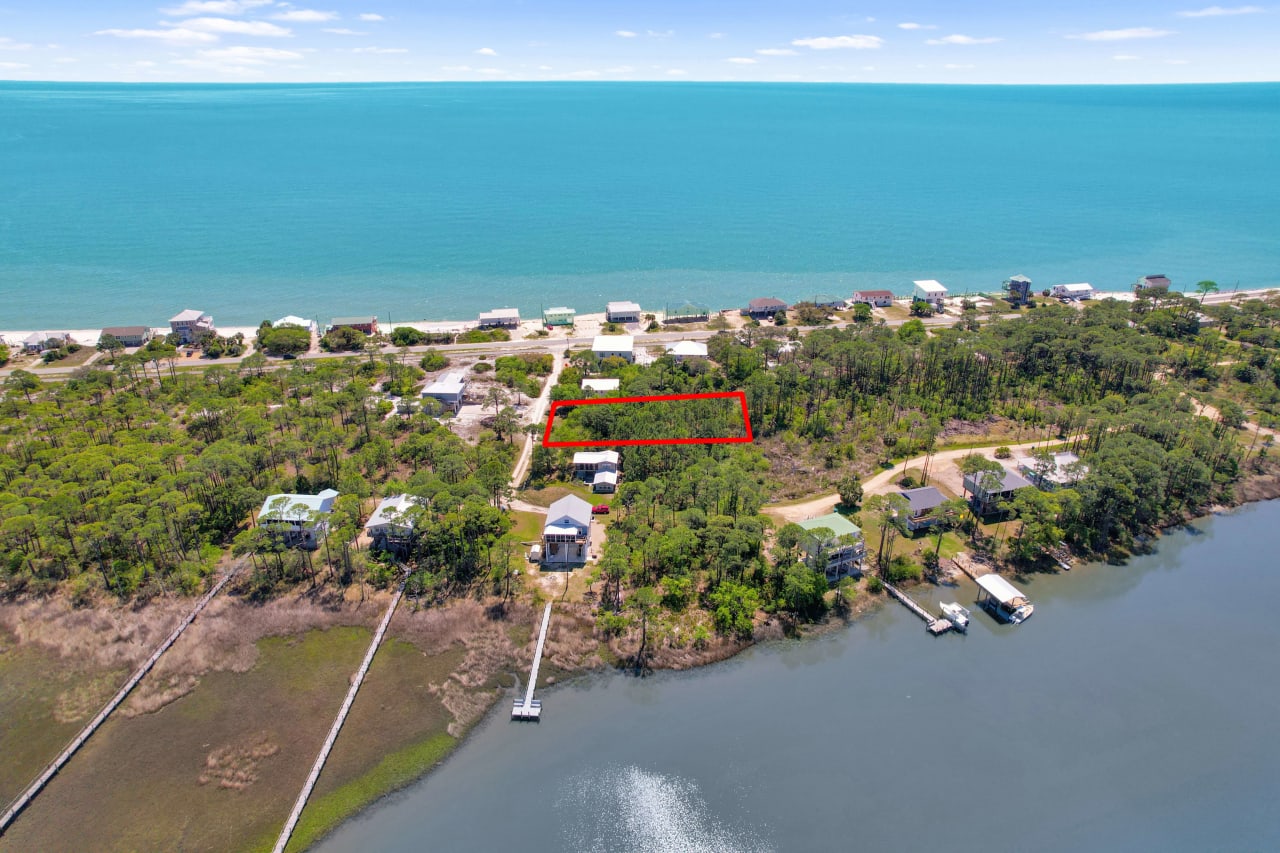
1,82,1277,329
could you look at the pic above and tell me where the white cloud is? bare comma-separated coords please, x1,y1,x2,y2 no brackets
1176,6,1264,17
323,28,365,35
1113,54,1140,60
358,13,384,22
352,46,407,54
0,61,30,69
757,48,797,55
925,34,1002,45
160,1,272,15
475,47,497,55
615,30,637,38
96,27,219,44
897,22,936,30
271,10,338,23
178,17,293,37
727,57,757,64
1068,27,1174,41
791,34,884,50
0,37,33,50
666,68,687,75
198,45,303,64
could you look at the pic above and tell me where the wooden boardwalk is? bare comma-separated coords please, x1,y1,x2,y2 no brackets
0,561,244,836
881,578,952,635
271,582,405,853
513,602,553,721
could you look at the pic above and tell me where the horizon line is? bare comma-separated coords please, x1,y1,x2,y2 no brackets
2,78,1279,87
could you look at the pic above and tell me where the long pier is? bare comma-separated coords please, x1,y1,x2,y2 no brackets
881,578,952,635
271,582,404,853
0,561,243,836
513,602,553,721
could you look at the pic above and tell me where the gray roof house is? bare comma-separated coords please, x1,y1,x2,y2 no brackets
897,486,947,532
421,371,468,413
963,466,1034,515
542,495,593,565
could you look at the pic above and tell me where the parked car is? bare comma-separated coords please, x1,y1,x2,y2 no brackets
592,504,610,515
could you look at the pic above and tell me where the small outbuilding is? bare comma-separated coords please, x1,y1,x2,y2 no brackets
421,371,469,413
605,301,643,323
581,377,621,393
478,308,521,328
592,334,634,363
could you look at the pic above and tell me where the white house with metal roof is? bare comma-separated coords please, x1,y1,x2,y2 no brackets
421,371,469,413
258,488,340,549
666,340,709,362
478,307,521,328
605,301,642,323
542,495,593,565
581,377,620,393
274,315,317,333
592,334,634,363
364,494,425,554
1051,282,1095,300
912,280,948,306
574,450,620,492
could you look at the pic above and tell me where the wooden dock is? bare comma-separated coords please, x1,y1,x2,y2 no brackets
881,578,952,635
271,582,404,853
513,602,553,721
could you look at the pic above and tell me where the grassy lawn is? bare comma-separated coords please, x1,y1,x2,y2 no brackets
508,510,545,544
520,480,610,507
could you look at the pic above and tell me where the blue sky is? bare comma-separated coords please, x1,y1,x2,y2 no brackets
1,1,1277,83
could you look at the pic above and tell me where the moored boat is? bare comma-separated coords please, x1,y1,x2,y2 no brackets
939,601,970,631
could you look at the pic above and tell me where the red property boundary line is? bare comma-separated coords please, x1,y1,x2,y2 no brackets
542,391,753,447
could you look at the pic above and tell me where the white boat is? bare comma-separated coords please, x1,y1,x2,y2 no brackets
975,574,1035,625
939,601,970,632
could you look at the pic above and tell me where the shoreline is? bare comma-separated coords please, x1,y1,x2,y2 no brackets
3,288,1276,351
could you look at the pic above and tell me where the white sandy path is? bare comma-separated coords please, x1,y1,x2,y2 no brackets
762,436,1074,525
509,350,565,490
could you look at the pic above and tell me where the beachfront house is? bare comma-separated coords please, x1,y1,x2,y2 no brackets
478,308,521,329
100,326,153,348
22,332,74,353
274,315,317,333
1004,275,1033,305
851,290,894,308
364,494,425,555
912,280,948,308
543,306,576,327
257,488,339,549
421,371,468,413
1136,274,1171,291
169,309,214,344
812,295,847,309
581,377,620,393
963,465,1035,516
574,450,620,492
328,316,379,336
666,341,708,362
897,486,947,532
542,494,593,565
797,513,866,581
592,334,634,363
745,297,788,319
1018,451,1089,491
606,301,643,324
1051,283,1095,300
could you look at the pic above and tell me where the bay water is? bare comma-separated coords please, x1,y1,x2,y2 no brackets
317,500,1280,853
1,82,1278,329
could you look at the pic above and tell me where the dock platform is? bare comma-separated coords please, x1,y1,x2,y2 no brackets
882,578,952,635
513,602,553,721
